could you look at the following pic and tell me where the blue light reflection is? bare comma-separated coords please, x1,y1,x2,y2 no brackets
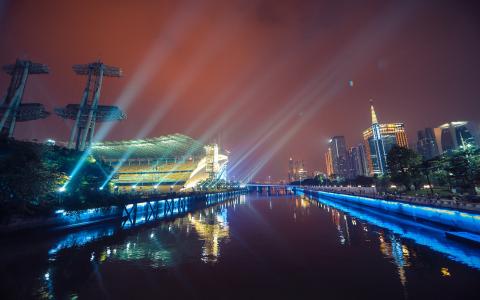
307,190,480,234
299,191,480,270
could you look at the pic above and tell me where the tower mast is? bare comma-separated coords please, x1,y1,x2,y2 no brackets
55,61,126,151
0,59,50,137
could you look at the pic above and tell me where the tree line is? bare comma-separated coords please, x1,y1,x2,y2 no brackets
294,145,480,199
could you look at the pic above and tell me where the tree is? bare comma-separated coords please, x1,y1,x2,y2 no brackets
0,138,62,216
373,174,390,193
386,145,423,191
352,175,374,187
0,138,114,217
445,148,478,195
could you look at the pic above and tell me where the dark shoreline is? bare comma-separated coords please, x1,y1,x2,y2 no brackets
0,189,247,234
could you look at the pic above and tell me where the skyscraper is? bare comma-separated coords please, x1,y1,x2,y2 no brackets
434,121,479,153
296,160,308,182
362,102,408,176
357,143,369,176
325,147,334,177
416,128,440,160
288,157,295,182
288,157,308,182
348,144,369,178
328,136,349,179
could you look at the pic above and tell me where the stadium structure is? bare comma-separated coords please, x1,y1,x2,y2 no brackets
91,134,228,192
55,61,125,151
0,59,50,137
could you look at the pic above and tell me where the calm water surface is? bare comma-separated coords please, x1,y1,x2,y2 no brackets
1,193,480,299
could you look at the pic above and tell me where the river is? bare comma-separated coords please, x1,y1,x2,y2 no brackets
1,192,479,299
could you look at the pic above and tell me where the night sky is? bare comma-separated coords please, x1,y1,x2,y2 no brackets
1,0,479,181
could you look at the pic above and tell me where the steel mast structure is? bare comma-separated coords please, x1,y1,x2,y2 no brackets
55,61,126,151
0,59,50,137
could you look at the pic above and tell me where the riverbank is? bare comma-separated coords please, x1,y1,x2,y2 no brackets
0,189,247,233
296,187,480,235
298,186,480,213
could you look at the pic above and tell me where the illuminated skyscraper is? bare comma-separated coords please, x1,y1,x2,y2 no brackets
325,148,334,177
362,102,408,176
434,121,479,153
296,160,307,182
288,157,307,182
328,136,349,179
288,157,295,182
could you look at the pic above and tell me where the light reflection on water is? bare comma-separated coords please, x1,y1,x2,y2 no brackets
2,192,480,299
302,193,480,271
97,198,238,268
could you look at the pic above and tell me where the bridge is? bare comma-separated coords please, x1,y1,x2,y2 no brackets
246,183,294,194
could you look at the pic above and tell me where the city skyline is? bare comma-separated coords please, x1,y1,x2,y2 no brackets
1,0,480,180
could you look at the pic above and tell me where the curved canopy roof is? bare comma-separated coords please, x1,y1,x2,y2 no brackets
91,133,204,160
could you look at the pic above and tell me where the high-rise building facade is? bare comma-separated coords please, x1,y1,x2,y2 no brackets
325,148,334,177
357,143,369,176
296,160,308,182
328,136,349,179
288,157,295,182
348,144,369,178
434,121,479,153
288,157,308,182
416,128,440,160
362,102,408,176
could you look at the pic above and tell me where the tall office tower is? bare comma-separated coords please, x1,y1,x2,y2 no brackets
288,157,295,182
325,148,334,177
297,160,308,182
416,128,440,160
362,101,408,176
357,143,370,176
347,148,356,179
288,157,307,182
348,145,369,178
328,136,349,179
434,121,479,153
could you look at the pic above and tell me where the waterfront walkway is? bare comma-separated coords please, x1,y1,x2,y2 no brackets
248,183,480,213
297,186,480,237
302,186,480,213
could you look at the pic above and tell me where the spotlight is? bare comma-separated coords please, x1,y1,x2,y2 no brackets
58,186,66,192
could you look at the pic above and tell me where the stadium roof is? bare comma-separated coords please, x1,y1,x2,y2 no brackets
91,133,204,160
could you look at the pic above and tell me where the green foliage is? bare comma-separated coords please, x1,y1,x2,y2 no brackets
0,138,113,217
406,147,479,196
351,175,374,187
0,138,63,216
373,174,391,193
386,145,423,191
444,148,478,194
291,177,320,186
